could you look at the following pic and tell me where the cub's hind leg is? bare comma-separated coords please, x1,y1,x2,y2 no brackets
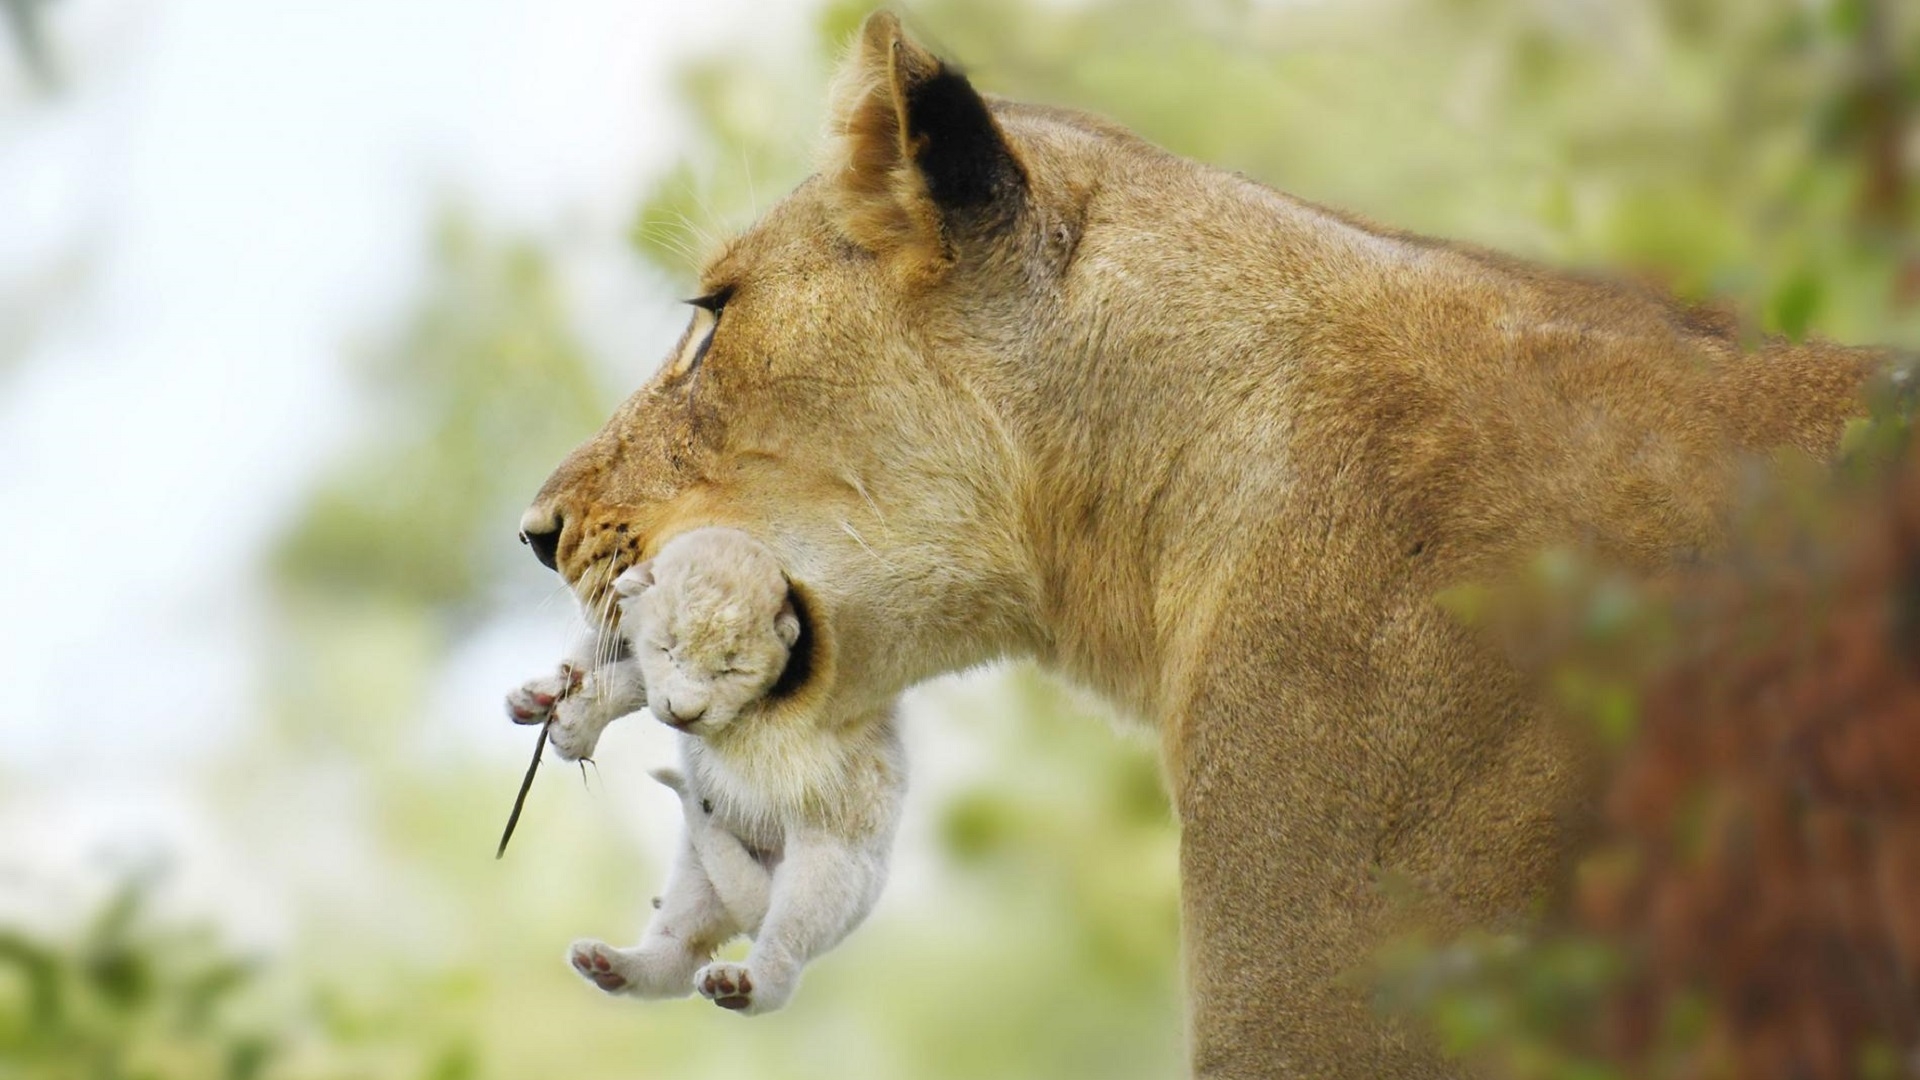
569,829,738,998
695,824,887,1015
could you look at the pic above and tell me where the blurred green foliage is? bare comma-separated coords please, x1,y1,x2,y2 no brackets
1378,373,1920,1079
274,210,611,616
0,874,273,1080
1374,931,1628,1080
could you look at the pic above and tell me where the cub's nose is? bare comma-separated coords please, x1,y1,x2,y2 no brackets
657,698,706,729
519,507,563,572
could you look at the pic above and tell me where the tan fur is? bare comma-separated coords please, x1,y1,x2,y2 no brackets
519,13,1887,1077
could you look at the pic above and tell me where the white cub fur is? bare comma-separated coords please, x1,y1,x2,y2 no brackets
540,527,906,1016
624,528,801,736
502,525,800,760
646,766,772,930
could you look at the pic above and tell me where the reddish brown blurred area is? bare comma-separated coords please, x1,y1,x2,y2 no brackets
1580,442,1920,1078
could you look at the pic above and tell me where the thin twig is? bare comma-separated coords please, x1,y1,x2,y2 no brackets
496,721,550,860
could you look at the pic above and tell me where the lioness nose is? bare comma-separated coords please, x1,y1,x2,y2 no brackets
519,507,563,572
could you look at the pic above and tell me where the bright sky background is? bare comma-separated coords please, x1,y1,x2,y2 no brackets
0,0,840,928
0,0,819,759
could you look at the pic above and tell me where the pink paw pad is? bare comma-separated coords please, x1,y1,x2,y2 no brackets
569,944,628,992
505,691,553,723
698,965,753,1010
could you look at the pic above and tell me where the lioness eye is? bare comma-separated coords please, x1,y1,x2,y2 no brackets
670,288,732,379
685,289,730,315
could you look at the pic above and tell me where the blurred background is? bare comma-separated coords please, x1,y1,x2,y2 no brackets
1,1,1915,1078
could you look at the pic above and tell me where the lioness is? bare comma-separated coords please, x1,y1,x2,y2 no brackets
516,13,1884,1078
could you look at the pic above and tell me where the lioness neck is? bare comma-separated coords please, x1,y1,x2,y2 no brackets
991,143,1878,720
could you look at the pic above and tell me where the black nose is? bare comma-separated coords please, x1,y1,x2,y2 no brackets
521,521,561,571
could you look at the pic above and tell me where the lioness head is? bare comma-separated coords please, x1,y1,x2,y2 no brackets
522,13,1102,710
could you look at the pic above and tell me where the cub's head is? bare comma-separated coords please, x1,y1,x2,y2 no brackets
616,527,800,737
518,12,1117,709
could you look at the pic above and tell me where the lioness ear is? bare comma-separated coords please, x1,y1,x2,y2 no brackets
823,11,1025,265
774,595,802,650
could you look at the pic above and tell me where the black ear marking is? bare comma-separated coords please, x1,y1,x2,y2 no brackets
766,579,815,701
902,64,1025,215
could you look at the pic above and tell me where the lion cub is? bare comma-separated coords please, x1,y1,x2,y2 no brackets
544,527,907,1015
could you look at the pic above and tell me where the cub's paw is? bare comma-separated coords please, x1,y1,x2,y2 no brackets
505,680,558,725
695,961,754,1011
695,961,791,1015
505,666,584,725
568,940,632,994
547,694,607,762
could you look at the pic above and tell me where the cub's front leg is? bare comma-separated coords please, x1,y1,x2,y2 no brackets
545,658,647,761
504,663,580,726
695,825,888,1015
504,627,647,761
504,626,602,726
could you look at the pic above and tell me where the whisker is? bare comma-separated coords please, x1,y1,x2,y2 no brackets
633,216,706,264
666,197,721,256
636,223,701,264
740,142,760,220
535,578,577,617
840,520,894,570
844,472,892,541
584,558,625,694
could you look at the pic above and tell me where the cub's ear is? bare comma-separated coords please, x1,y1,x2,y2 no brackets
774,595,802,650
823,10,1026,266
614,560,655,598
648,767,686,796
